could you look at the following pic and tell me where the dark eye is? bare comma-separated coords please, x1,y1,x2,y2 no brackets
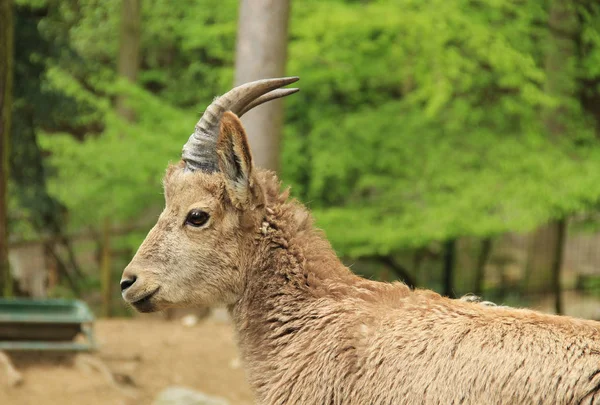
185,210,210,227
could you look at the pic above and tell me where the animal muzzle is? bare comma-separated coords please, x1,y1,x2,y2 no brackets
120,267,161,312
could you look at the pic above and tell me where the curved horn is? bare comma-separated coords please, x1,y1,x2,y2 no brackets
182,77,299,172
238,88,299,117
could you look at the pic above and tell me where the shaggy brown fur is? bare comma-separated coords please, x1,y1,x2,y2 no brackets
122,112,600,405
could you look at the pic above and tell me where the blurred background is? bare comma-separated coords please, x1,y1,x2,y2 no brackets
1,0,600,402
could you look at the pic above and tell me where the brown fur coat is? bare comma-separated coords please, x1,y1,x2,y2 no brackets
231,172,600,405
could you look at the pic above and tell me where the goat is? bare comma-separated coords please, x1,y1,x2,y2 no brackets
121,77,600,405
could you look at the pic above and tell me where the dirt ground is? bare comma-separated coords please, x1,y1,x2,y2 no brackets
0,316,254,405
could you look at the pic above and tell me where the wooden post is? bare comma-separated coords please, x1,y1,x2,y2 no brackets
0,0,14,297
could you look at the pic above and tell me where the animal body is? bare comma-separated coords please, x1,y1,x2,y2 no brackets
121,77,600,404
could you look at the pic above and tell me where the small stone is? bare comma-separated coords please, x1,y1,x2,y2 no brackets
181,314,198,327
211,307,231,323
229,357,241,370
153,386,229,405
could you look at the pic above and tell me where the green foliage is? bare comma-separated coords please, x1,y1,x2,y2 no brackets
39,71,191,226
282,0,600,256
15,0,238,235
580,275,600,297
11,0,600,261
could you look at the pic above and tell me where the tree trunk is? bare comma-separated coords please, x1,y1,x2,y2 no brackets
47,244,80,295
474,238,493,297
535,0,578,312
376,255,416,289
442,239,456,298
0,0,14,297
524,221,568,303
116,0,141,122
544,0,578,140
551,219,567,314
100,0,142,316
524,223,560,293
100,218,112,317
234,0,291,171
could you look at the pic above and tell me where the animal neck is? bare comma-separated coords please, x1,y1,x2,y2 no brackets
248,199,356,301
242,171,357,298
229,187,413,400
230,186,356,354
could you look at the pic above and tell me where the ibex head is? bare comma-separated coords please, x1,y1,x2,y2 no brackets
120,78,299,312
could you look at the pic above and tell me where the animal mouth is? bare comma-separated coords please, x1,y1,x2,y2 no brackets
131,288,160,313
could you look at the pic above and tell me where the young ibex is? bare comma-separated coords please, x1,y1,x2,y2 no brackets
121,77,600,404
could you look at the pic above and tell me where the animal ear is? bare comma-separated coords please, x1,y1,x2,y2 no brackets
216,111,258,207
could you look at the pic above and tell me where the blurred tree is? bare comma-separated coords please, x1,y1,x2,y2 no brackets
0,0,14,296
38,0,236,235
101,0,142,317
235,0,291,171
543,0,579,314
551,219,567,313
282,0,600,260
116,0,141,121
372,255,415,288
442,240,456,298
473,238,493,297
9,1,87,294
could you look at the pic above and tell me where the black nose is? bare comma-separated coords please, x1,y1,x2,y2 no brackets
120,275,137,292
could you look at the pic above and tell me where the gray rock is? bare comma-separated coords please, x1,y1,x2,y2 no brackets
153,386,229,405
210,306,231,323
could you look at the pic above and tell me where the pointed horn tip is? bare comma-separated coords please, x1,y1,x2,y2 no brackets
267,87,300,97
280,76,300,86
237,87,300,117
284,76,300,84
259,76,299,86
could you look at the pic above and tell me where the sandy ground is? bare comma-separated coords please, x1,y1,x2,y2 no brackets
0,317,254,405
